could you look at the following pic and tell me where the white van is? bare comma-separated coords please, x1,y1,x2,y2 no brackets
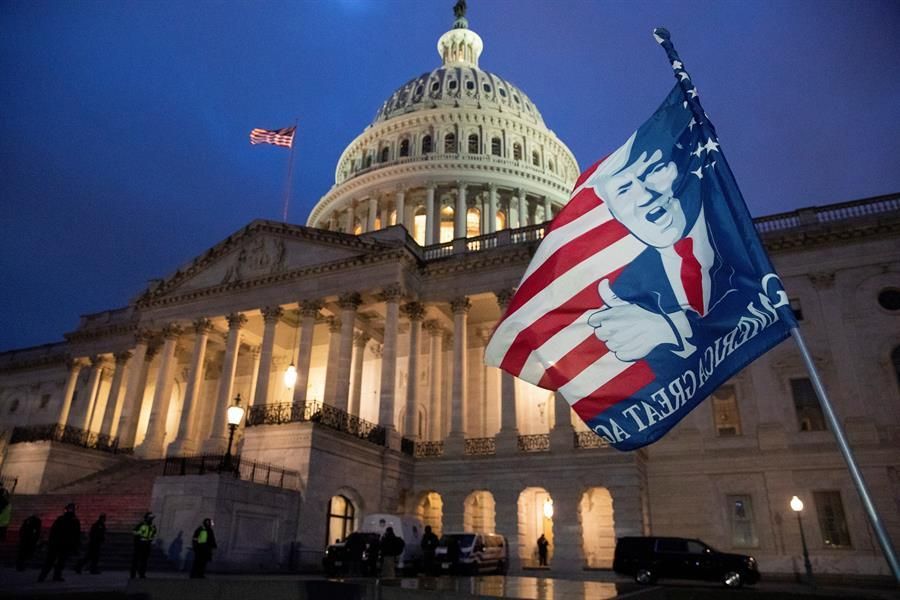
359,513,424,573
434,532,509,574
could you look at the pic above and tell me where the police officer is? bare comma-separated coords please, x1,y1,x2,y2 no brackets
190,518,217,578
131,512,157,579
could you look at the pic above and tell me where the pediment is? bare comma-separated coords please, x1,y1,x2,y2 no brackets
138,220,399,302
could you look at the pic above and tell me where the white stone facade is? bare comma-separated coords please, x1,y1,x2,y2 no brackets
1,14,899,578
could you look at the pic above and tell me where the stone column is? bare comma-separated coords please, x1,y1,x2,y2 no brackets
169,318,212,455
454,182,467,238
424,184,436,245
543,196,552,222
116,333,154,450
246,346,262,406
367,196,378,231
99,351,132,438
446,296,471,453
334,292,362,411
378,284,403,432
493,290,519,453
509,195,520,229
345,203,356,234
136,324,182,458
550,487,584,571
550,391,576,452
488,184,498,233
79,356,106,431
395,190,406,227
254,306,283,408
293,300,321,405
322,317,342,407
349,332,370,417
493,488,521,572
204,313,246,453
57,357,86,428
518,190,528,227
425,321,444,441
441,490,467,534
402,302,425,439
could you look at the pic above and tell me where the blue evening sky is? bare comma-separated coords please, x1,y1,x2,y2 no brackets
1,0,899,351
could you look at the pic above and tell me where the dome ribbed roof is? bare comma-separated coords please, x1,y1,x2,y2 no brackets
371,66,546,127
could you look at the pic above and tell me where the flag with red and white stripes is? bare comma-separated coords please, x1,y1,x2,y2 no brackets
249,126,296,148
485,71,796,451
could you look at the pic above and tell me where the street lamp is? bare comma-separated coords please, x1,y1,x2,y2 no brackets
791,495,815,589
543,498,554,519
223,394,245,471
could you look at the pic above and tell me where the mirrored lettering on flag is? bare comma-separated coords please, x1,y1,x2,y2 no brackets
485,85,797,451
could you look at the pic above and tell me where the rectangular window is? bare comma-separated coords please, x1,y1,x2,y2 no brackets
712,385,742,436
728,495,758,547
790,298,804,321
791,378,826,431
813,491,851,548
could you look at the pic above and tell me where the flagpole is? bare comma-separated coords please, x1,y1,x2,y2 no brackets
282,119,298,223
653,27,900,582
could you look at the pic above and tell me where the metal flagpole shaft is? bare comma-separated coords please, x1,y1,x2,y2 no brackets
282,120,298,223
791,327,900,582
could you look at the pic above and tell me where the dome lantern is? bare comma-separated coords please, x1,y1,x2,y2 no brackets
437,1,483,68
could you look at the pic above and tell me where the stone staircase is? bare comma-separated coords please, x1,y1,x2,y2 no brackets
0,458,178,572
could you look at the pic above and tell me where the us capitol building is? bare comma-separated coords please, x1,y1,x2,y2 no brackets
1,8,898,578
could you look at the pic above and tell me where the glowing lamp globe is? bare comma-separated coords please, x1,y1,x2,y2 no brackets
543,498,554,519
284,363,298,388
227,403,245,427
790,496,804,512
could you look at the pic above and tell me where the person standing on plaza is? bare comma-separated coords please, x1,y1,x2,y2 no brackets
75,513,106,574
537,534,550,567
0,481,11,540
190,518,217,578
379,526,404,578
420,525,439,575
16,514,42,571
38,503,81,582
131,512,157,579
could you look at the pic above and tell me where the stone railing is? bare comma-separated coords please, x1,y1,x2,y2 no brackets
517,433,550,453
9,424,126,454
423,222,547,260
414,440,445,458
574,431,609,449
245,401,386,448
754,193,900,234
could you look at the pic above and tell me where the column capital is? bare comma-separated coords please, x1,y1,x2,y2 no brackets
442,333,454,352
193,317,214,335
450,296,471,315
114,350,133,365
261,306,284,323
378,283,404,303
144,342,161,361
161,324,183,340
65,356,88,370
353,331,371,347
338,292,363,310
370,343,383,358
495,288,517,310
425,182,437,191
327,316,342,333
134,329,154,345
424,319,443,336
299,299,323,317
89,354,109,368
226,312,248,330
402,301,426,322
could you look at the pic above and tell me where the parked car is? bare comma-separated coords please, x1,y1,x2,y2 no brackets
433,532,509,575
323,531,381,576
614,536,760,588
358,513,424,573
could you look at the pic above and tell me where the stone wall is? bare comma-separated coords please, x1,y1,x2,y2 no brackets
2,441,124,493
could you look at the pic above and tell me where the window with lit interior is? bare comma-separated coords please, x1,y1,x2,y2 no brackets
712,384,741,436
727,495,758,547
326,495,355,545
813,491,851,548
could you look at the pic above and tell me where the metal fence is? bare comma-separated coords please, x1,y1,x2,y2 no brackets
9,424,126,454
161,454,301,491
246,401,386,447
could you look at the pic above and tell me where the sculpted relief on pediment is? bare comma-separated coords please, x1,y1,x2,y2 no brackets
221,236,287,284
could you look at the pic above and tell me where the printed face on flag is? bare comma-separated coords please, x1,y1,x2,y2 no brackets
485,84,797,451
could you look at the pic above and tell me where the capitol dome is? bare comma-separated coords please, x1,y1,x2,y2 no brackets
307,7,579,246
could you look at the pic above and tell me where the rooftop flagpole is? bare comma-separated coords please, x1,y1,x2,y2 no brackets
653,27,900,583
282,118,299,223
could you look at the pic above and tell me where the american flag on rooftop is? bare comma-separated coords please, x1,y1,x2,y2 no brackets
249,126,296,148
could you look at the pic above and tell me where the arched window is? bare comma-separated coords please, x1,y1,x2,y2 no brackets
422,135,433,154
468,134,479,154
892,346,900,389
513,143,523,161
444,133,457,154
364,154,372,168
326,495,355,545
353,220,363,235
466,207,481,238
399,139,410,157
413,207,427,245
380,147,389,163
548,159,555,173
491,137,501,156
440,205,454,243
532,151,540,166
496,210,507,231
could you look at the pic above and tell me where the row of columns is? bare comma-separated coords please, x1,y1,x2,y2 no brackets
331,182,554,243
55,287,541,458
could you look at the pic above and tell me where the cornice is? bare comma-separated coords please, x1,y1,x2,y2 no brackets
64,321,139,344
763,220,900,254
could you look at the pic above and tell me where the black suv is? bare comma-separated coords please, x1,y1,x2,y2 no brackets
614,536,760,588
323,532,382,576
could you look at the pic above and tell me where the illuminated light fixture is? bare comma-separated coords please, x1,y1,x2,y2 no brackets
226,394,245,427
284,308,300,388
543,498,554,519
790,496,804,512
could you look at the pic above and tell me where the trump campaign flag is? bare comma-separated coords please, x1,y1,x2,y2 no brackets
484,29,798,451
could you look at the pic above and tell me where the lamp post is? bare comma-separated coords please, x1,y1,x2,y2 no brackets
223,394,245,471
791,495,815,589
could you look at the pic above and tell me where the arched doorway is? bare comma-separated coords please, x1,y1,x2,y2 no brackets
463,491,496,533
581,487,615,568
326,494,355,546
519,487,553,566
415,491,444,537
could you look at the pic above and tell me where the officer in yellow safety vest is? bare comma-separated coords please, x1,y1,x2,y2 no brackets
190,518,217,578
130,512,157,579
